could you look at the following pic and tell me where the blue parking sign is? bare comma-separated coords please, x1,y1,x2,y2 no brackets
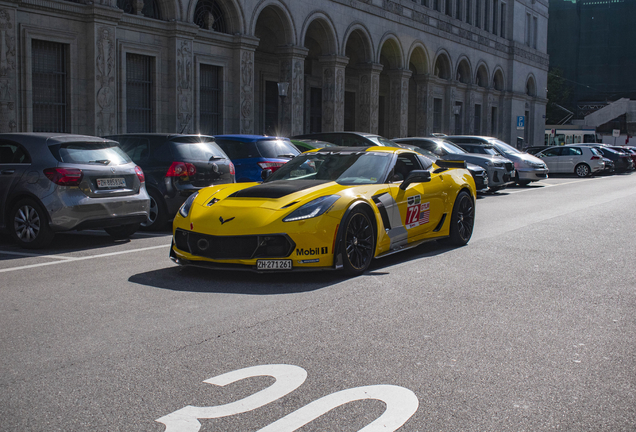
517,116,525,129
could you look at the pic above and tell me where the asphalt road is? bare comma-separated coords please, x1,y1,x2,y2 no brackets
1,173,635,431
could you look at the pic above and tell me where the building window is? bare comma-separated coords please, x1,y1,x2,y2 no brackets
500,2,506,38
474,104,481,135
32,40,68,133
491,106,498,136
533,16,538,49
434,0,440,11
126,53,154,133
484,0,490,31
433,98,443,133
492,0,498,35
456,0,462,19
200,64,222,135
446,0,452,16
193,0,229,33
466,0,471,24
475,0,481,28
526,13,532,46
310,87,322,133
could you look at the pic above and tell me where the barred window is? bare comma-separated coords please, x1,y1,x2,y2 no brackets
126,54,154,133
200,64,222,135
32,40,68,133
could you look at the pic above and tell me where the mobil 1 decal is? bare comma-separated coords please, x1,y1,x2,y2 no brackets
405,195,430,229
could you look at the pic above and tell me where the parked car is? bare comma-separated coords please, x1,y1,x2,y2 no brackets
604,146,636,170
0,133,149,248
525,146,551,155
397,137,514,191
291,139,337,152
534,145,605,177
600,157,615,175
292,131,399,148
105,134,235,230
214,135,300,183
407,145,490,193
592,146,634,172
444,135,548,186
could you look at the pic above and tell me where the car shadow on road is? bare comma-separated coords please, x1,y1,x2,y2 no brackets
128,240,460,294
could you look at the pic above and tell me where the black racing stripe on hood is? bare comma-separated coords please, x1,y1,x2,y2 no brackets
228,180,331,199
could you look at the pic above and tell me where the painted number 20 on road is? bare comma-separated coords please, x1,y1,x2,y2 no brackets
156,364,419,431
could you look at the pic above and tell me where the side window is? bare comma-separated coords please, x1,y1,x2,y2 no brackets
542,148,561,157
123,138,150,163
570,147,583,156
0,141,31,164
417,154,434,170
392,153,423,181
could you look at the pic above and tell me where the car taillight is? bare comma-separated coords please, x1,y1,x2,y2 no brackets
229,161,235,176
590,156,601,160
135,165,145,183
257,161,285,172
44,167,83,186
166,162,196,177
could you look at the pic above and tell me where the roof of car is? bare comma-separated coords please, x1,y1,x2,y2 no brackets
214,135,290,142
0,133,117,144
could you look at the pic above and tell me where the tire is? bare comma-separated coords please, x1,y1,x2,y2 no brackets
515,173,530,186
448,191,475,246
10,198,54,249
575,163,591,178
105,223,140,240
141,188,168,231
341,207,375,275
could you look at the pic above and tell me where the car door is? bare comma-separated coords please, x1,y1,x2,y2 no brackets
561,147,582,173
388,152,446,246
536,147,562,172
0,139,32,227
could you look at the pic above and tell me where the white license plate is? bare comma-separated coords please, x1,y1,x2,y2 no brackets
97,178,126,188
257,259,292,270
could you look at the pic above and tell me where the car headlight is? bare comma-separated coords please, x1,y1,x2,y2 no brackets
178,191,199,218
484,161,493,167
283,195,340,222
514,160,528,169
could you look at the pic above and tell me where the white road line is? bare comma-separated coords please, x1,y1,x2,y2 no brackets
0,244,170,273
0,250,78,260
504,177,606,194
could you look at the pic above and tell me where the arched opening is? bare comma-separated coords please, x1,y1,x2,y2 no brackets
193,0,230,33
476,65,489,88
379,37,405,137
408,45,429,136
117,0,162,19
493,69,504,91
526,76,536,97
456,59,471,84
434,54,451,80
343,27,374,133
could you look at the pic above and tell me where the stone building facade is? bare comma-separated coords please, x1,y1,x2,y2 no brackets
0,0,549,145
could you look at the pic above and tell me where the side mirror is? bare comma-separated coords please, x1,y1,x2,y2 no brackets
261,168,273,181
399,170,431,190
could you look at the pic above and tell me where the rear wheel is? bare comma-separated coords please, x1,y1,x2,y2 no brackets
10,198,54,249
575,163,591,177
105,223,140,240
341,207,375,275
448,191,474,246
141,188,168,231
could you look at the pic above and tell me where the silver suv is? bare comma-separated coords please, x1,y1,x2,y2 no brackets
0,133,149,248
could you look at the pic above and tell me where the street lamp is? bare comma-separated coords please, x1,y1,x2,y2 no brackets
277,82,289,100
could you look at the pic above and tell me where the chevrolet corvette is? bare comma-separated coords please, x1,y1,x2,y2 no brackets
170,146,476,275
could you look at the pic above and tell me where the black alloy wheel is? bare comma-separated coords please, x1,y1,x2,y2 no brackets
342,207,375,275
141,188,168,231
448,191,475,246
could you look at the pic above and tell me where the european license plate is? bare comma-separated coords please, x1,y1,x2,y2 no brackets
256,259,292,270
97,178,126,188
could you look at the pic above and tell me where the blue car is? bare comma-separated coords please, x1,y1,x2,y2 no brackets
214,135,300,182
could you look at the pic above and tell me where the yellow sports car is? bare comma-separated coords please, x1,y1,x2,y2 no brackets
170,146,476,275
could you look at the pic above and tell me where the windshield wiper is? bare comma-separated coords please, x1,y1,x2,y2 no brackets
89,159,111,165
277,154,296,159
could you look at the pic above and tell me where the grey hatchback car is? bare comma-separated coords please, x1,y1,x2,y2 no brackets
0,133,149,248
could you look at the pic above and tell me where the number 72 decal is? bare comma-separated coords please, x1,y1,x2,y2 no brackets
156,364,419,431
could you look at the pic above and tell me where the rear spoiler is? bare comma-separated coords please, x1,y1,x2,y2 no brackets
435,160,467,169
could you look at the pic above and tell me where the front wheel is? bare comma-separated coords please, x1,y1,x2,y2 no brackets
448,191,475,246
105,223,140,240
341,207,375,275
10,198,54,249
575,163,591,178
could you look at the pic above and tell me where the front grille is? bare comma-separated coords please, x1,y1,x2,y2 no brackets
504,162,514,171
174,229,295,259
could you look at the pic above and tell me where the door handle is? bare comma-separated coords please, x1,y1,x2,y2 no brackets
1,169,15,175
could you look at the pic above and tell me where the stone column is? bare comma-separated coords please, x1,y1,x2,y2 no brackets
319,55,349,132
0,8,17,132
387,69,412,138
466,85,476,135
233,36,258,134
93,25,117,136
174,38,194,133
355,63,383,133
277,46,309,137
485,89,493,135
446,84,456,135
414,74,430,136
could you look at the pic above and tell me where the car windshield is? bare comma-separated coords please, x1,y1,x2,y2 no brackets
49,142,131,165
490,139,521,154
172,142,227,160
256,140,300,158
367,135,399,147
265,151,392,185
440,140,467,154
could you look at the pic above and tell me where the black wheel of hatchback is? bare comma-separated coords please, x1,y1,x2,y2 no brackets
10,198,55,249
141,188,168,231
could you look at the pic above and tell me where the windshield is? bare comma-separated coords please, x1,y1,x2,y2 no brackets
440,140,467,154
490,139,521,154
49,142,131,165
367,135,399,147
172,142,227,160
256,140,301,158
265,151,392,185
